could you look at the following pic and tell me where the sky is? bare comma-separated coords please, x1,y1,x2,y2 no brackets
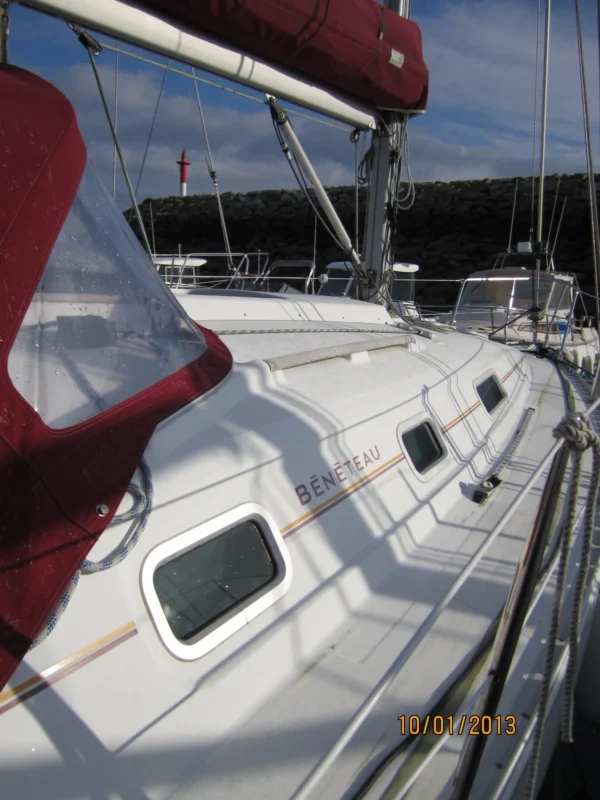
7,0,600,208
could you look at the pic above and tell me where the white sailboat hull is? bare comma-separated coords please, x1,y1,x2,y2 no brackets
1,293,598,800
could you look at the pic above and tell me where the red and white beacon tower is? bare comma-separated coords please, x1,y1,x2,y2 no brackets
177,149,191,197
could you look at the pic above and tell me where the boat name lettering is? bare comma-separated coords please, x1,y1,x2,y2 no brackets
294,447,381,506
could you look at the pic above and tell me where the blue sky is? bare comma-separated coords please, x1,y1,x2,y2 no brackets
7,0,600,207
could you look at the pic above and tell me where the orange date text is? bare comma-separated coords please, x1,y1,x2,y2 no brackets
398,714,517,736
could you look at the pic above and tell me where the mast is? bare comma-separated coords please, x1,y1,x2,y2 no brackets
529,0,551,341
112,41,119,200
363,0,411,303
536,0,551,266
574,0,600,355
0,0,8,64
596,0,600,399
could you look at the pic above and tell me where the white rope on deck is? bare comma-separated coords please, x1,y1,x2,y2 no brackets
525,412,600,799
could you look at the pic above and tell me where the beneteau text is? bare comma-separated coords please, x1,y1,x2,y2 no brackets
295,447,381,506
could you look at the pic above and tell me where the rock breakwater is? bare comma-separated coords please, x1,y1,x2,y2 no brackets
129,173,600,309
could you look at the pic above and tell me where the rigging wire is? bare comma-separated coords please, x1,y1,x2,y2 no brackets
353,113,418,311
357,140,374,186
270,113,349,258
99,30,414,314
351,128,361,254
551,197,567,259
573,0,600,331
102,44,234,270
507,178,519,253
350,127,371,257
134,57,170,202
359,134,374,294
97,40,355,133
271,112,417,315
394,117,416,211
545,176,562,265
112,41,119,200
191,66,234,269
70,23,154,260
124,55,171,227
373,116,415,309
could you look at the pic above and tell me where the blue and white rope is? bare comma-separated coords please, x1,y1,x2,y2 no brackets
29,572,82,648
29,457,153,649
81,459,153,575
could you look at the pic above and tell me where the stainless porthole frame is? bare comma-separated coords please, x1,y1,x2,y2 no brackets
474,369,507,418
140,503,293,661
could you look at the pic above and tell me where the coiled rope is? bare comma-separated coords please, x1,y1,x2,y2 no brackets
30,460,153,650
525,412,600,799
30,344,154,649
81,461,153,576
559,416,600,744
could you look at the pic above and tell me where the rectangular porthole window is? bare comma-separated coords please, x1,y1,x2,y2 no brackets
402,421,445,474
476,374,505,414
154,521,276,642
141,505,293,661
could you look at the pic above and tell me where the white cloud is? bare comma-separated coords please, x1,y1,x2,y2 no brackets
44,57,357,206
413,0,600,175
10,0,600,206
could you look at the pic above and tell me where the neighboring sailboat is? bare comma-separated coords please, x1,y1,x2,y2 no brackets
438,0,600,380
1,5,600,800
439,242,599,374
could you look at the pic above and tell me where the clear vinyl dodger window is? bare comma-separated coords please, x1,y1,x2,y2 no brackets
141,504,293,660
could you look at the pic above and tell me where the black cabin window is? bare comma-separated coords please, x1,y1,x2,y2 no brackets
153,520,276,642
402,421,445,474
476,374,505,414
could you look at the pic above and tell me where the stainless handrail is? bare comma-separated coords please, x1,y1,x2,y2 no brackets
254,259,317,294
155,251,268,289
225,254,250,289
560,290,579,357
543,282,568,348
487,306,535,339
450,279,467,326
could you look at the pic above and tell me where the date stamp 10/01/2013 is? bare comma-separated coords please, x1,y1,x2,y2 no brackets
398,715,517,737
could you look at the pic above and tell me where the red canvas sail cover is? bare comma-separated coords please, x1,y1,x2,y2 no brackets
134,0,429,111
0,65,232,691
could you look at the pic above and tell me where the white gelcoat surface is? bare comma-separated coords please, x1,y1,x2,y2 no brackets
1,290,599,800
